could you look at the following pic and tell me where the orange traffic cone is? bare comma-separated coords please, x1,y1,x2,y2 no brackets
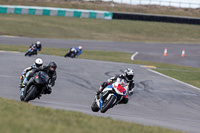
163,48,167,56
181,49,185,57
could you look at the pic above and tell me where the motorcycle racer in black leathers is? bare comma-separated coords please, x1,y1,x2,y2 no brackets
21,61,57,100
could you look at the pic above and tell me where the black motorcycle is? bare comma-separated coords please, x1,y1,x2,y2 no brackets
64,47,77,58
21,71,49,102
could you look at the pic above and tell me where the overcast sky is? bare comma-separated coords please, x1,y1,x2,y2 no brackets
106,0,200,8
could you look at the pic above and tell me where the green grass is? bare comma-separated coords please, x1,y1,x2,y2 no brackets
1,14,200,43
0,97,183,133
0,44,200,88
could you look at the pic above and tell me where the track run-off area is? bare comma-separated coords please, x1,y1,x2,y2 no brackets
0,50,200,133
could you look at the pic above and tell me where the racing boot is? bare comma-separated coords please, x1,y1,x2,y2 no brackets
19,83,26,101
20,87,25,101
37,94,42,99
95,90,101,99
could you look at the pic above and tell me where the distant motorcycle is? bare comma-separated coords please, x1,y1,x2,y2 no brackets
25,47,38,56
64,48,77,58
91,78,130,113
21,71,49,102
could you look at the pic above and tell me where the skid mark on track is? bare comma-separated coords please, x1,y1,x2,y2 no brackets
135,80,154,92
59,69,97,91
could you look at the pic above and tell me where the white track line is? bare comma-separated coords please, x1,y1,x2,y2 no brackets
148,69,200,91
131,52,138,60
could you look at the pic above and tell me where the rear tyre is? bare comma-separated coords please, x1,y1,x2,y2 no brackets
100,95,116,113
91,101,100,112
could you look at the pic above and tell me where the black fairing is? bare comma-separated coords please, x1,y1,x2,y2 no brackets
34,71,49,85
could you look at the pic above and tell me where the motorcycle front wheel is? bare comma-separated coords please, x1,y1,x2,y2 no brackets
100,95,116,113
24,51,29,56
91,100,100,112
24,85,38,102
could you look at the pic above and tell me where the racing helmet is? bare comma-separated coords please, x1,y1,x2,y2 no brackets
78,46,82,50
35,58,43,68
36,41,42,51
36,41,41,45
48,61,57,73
124,68,134,82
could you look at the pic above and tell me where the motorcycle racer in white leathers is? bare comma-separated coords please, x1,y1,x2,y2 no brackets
96,68,135,104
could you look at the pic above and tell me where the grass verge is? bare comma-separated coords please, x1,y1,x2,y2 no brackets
1,14,200,43
0,97,183,133
0,44,199,88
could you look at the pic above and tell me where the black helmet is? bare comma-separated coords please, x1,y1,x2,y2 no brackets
48,61,57,72
124,68,134,82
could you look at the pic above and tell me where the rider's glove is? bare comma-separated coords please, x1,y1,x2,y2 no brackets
129,89,134,96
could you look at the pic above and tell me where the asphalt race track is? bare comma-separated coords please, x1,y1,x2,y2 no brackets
0,36,200,68
0,51,200,133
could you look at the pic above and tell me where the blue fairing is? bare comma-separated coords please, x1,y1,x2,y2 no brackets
106,85,113,89
74,47,82,56
28,48,33,52
99,98,103,109
99,85,117,109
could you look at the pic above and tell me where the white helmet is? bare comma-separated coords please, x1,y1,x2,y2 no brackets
124,68,134,82
36,41,41,45
35,58,43,68
78,46,82,50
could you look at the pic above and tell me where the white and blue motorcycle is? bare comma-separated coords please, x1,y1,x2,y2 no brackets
91,78,130,113
25,47,38,56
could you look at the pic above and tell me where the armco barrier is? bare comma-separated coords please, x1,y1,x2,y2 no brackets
0,5,113,20
113,12,200,25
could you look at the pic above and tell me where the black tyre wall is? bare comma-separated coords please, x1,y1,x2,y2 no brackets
113,12,200,25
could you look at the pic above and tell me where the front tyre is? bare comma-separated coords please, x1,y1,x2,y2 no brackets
24,86,38,102
101,95,116,113
25,51,29,56
91,100,100,112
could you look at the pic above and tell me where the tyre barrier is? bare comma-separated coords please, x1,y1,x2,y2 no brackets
1,5,200,25
113,12,200,25
0,5,113,20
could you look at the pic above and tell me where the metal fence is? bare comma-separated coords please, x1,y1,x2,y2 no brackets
100,0,200,8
